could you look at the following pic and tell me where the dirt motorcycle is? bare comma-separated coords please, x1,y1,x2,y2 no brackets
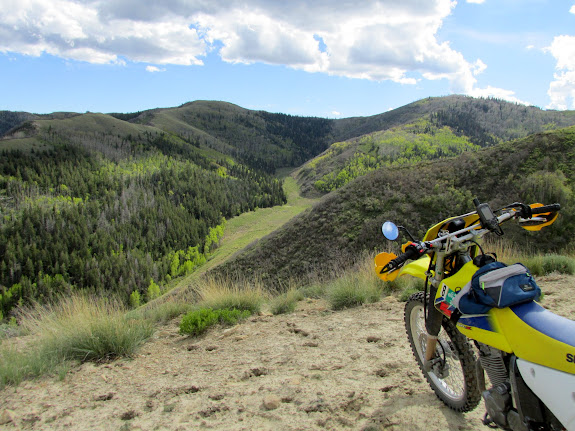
374,198,574,431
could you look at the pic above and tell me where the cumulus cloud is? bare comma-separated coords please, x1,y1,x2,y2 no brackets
546,35,575,109
571,5,575,14
0,0,506,99
146,65,166,73
0,0,206,65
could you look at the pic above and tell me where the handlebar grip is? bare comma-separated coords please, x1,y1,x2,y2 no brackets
531,203,561,215
388,246,420,270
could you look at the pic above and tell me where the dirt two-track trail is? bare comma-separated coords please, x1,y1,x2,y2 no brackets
1,273,574,431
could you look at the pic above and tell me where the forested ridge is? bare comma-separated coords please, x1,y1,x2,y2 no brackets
214,126,575,286
298,96,575,193
140,101,334,174
2,95,575,319
0,120,285,318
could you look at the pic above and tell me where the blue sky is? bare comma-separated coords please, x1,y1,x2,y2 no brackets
1,0,575,118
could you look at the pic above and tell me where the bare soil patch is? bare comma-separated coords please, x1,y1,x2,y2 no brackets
1,274,573,431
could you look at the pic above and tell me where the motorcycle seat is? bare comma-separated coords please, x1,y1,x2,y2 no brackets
511,301,575,348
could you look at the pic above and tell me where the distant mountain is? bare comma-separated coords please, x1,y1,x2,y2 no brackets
2,96,575,314
128,101,334,173
212,125,575,287
298,96,575,194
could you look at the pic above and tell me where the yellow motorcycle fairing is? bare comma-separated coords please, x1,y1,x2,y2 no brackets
422,213,480,241
457,303,575,375
374,252,430,282
375,257,575,373
429,260,575,374
399,256,431,280
519,203,559,231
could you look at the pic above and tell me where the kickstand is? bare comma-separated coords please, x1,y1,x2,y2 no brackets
482,413,499,429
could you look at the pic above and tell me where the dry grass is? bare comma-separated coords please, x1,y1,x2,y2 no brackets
193,276,268,314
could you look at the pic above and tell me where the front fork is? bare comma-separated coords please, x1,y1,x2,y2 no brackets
424,255,445,362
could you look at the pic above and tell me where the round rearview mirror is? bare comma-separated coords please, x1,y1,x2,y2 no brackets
382,221,399,241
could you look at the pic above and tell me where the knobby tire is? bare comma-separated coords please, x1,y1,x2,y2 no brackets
404,291,481,412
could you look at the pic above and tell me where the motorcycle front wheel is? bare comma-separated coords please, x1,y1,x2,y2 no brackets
404,291,481,412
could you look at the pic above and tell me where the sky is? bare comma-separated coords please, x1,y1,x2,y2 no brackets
1,0,575,118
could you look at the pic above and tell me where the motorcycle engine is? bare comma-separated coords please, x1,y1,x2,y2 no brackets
483,383,527,431
477,344,527,430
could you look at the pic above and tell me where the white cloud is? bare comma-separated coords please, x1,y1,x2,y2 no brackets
0,0,514,101
146,65,166,73
0,0,206,65
570,5,575,14
546,35,575,109
468,86,530,105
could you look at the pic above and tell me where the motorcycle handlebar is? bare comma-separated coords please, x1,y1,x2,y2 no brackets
386,243,426,271
382,201,560,272
531,203,561,215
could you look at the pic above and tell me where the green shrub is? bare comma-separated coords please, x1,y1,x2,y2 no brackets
217,308,251,325
179,308,251,336
129,290,142,308
523,254,575,276
179,308,219,336
326,275,381,310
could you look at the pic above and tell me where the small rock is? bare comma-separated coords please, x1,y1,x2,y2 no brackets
375,369,388,378
21,413,40,425
366,336,381,343
302,398,331,413
163,404,176,413
209,394,225,401
263,395,281,410
120,410,138,420
288,327,309,337
242,367,269,379
303,342,319,348
0,410,16,425
187,344,200,351
205,345,218,352
380,385,398,393
94,392,115,401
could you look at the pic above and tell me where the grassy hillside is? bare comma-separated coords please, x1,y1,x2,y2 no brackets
299,96,575,194
212,126,575,287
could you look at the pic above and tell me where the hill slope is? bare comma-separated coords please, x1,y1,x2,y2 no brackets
298,96,575,194
213,126,575,286
2,96,575,314
0,111,287,318
135,101,334,173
